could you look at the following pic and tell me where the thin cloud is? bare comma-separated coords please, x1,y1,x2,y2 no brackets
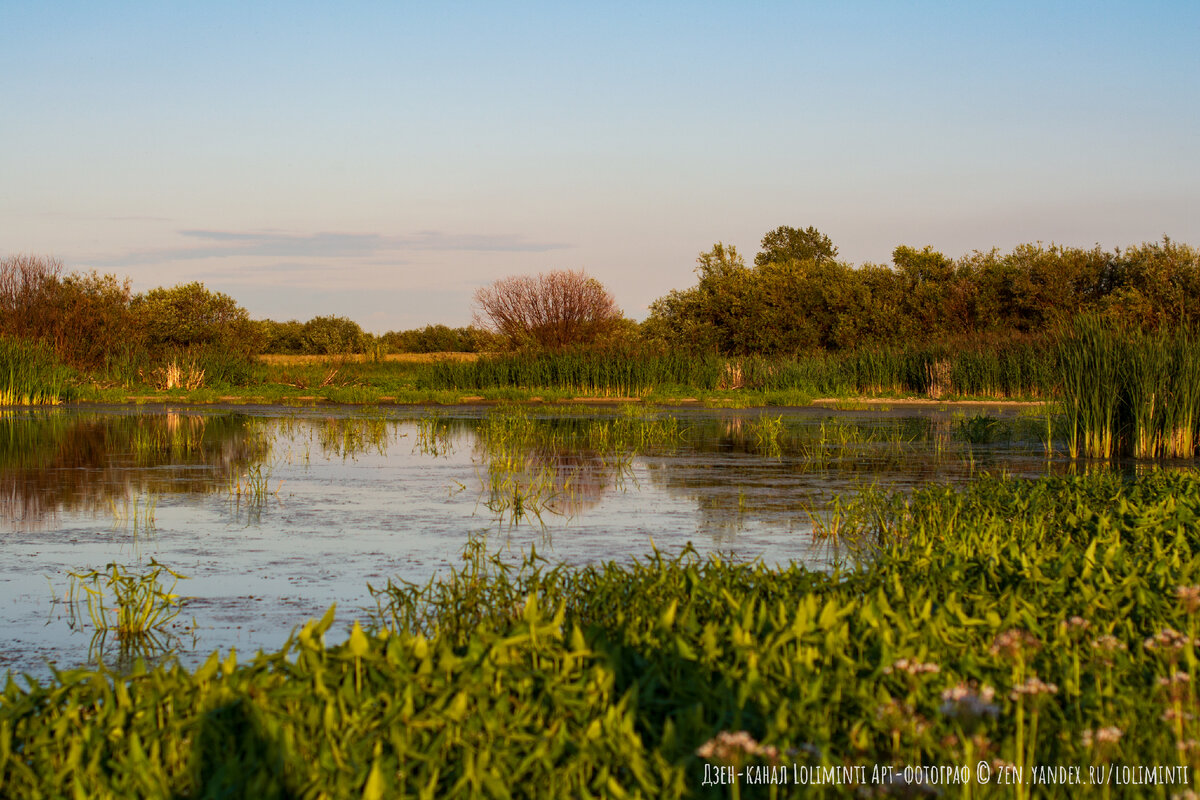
90,228,572,267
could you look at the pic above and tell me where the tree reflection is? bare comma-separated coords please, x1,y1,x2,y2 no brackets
1,410,271,531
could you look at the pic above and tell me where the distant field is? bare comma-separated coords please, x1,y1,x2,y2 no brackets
257,352,481,365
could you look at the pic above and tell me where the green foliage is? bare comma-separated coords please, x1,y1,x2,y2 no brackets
301,315,367,355
646,236,1200,357
380,324,502,353
260,318,307,353
754,224,838,266
133,282,261,357
7,470,1200,796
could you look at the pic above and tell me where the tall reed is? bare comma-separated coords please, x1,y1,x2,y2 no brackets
1058,316,1200,459
1057,317,1121,458
415,345,1056,399
0,335,75,405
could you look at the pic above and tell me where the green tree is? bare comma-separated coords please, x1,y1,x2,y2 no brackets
301,316,366,355
754,226,838,267
261,319,306,353
132,282,260,356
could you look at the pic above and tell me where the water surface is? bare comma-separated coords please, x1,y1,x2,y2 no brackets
2,403,1067,677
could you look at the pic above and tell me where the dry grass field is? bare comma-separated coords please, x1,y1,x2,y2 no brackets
257,352,481,365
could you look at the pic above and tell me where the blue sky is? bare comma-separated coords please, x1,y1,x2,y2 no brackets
2,1,1197,331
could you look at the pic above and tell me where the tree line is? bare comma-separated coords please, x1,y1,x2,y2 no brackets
4,227,1198,374
641,227,1200,355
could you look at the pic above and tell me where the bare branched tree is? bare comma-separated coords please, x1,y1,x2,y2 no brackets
0,254,63,336
473,270,621,349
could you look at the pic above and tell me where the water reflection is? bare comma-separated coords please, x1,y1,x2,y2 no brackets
1,410,270,531
1,406,1088,537
1,404,1172,679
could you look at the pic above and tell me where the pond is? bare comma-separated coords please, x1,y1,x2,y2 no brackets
2,402,1066,678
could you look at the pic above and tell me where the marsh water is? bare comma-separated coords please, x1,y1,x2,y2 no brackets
3,403,1069,678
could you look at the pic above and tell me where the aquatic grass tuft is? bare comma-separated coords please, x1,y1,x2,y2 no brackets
414,411,454,456
64,560,188,640
746,413,785,457
956,413,1003,444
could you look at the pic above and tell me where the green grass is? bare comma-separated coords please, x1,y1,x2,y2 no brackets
6,469,1200,797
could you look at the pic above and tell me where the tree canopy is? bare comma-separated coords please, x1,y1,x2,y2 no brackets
754,225,838,266
644,229,1200,355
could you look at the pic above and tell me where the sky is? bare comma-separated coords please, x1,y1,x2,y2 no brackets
2,1,1198,332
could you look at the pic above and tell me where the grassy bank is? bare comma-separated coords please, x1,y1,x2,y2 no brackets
20,324,1200,455
46,342,1057,408
4,469,1200,797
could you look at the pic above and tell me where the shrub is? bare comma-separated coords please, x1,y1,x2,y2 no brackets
473,270,623,350
381,324,502,353
132,282,262,358
301,315,366,355
260,319,306,354
0,255,138,370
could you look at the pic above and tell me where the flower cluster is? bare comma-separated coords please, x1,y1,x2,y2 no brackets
1091,634,1127,652
939,683,999,722
1157,670,1192,702
883,658,941,676
1162,708,1195,724
1144,628,1194,651
1081,727,1123,748
696,731,779,763
1090,634,1127,666
1157,671,1191,687
1010,675,1059,700
989,629,1041,660
1176,585,1200,614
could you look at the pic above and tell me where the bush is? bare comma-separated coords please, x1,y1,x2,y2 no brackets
0,255,138,370
473,270,623,349
132,282,262,358
380,324,502,353
301,315,366,355
260,319,306,354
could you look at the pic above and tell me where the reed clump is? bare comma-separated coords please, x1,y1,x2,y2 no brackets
0,336,75,406
1058,316,1200,458
416,343,1055,400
